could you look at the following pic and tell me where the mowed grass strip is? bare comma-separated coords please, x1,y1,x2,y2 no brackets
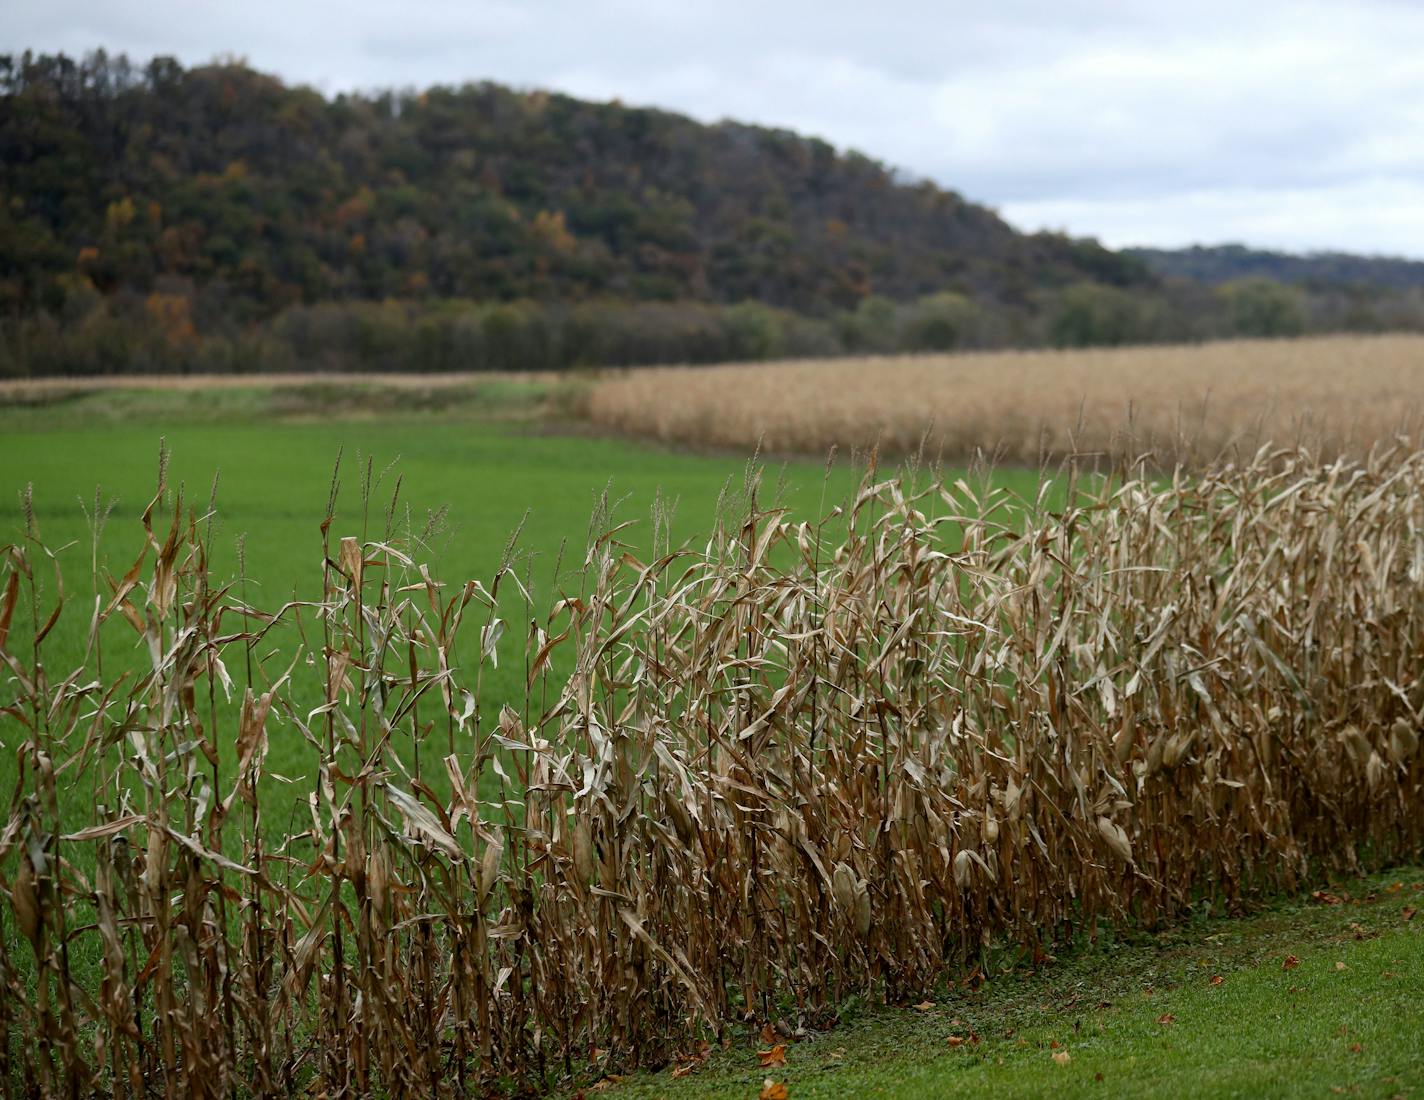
597,869,1424,1099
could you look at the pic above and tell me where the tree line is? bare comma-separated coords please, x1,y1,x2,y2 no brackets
9,277,1421,378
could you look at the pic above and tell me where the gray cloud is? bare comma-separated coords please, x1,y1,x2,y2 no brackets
5,0,1421,256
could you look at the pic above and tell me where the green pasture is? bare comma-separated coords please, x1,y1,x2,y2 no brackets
0,383,1041,825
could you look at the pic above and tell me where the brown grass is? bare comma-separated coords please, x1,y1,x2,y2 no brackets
2,442,1424,1095
583,334,1424,464
0,370,533,399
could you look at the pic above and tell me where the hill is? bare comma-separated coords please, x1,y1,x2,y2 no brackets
0,50,1147,324
1127,244,1424,291
6,51,1424,378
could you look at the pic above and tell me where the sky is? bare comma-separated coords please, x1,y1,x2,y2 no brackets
7,0,1424,258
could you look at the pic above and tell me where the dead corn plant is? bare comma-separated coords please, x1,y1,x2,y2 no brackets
1,440,1423,1096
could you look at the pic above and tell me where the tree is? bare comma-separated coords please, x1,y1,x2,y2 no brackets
1216,278,1306,338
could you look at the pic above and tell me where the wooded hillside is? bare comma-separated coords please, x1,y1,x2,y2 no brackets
0,50,1146,321
5,51,1423,376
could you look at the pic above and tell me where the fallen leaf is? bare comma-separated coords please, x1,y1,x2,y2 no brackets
1335,961,1348,971
1157,1013,1176,1026
671,1062,695,1078
1283,954,1301,971
947,1036,967,1048
759,1080,789,1100
1209,975,1224,987
1052,1051,1072,1065
1403,906,1417,921
1095,1072,1105,1082
913,1001,936,1012
1312,890,1343,905
758,1045,787,1068
1350,1042,1363,1054
761,1024,777,1045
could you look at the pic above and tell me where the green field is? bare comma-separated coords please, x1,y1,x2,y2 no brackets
0,384,884,816
0,384,1045,827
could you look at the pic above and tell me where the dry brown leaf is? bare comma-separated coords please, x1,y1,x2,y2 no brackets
1209,975,1224,987
1157,1013,1176,1026
759,1079,789,1100
947,1036,966,1048
1403,906,1417,921
1283,954,1301,971
1052,1051,1072,1065
1335,961,1348,971
913,1001,936,1012
757,1045,787,1068
761,1024,778,1045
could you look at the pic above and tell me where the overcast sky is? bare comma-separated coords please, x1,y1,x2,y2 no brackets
8,0,1424,257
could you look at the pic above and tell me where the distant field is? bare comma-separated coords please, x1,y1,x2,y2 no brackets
0,370,515,395
584,333,1424,463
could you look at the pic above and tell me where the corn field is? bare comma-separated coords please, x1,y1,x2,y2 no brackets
583,334,1424,464
2,440,1423,1097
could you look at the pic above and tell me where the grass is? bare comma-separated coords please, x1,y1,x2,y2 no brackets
0,380,892,681
595,867,1424,1099
0,373,566,428
0,384,1040,831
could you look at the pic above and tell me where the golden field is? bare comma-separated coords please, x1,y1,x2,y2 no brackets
583,333,1424,463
